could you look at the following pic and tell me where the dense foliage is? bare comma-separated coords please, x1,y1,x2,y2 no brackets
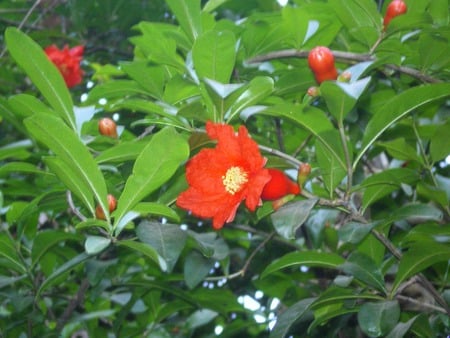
0,0,449,337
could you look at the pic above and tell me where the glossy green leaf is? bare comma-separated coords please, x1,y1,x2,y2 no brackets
24,114,108,219
132,22,185,70
340,252,387,293
84,236,111,255
311,287,382,310
117,239,167,272
356,83,450,169
377,138,422,163
193,30,236,83
165,0,202,42
385,316,419,338
5,28,76,131
281,6,310,49
271,199,318,239
120,61,166,100
137,222,187,273
390,203,443,224
358,301,400,337
309,304,358,334
132,202,180,223
202,0,229,12
45,157,96,216
402,223,450,246
338,221,379,245
0,162,50,177
321,77,371,122
261,251,344,278
8,94,54,119
228,76,274,122
391,241,450,294
86,80,149,104
95,140,148,164
184,251,215,289
31,230,81,268
269,298,315,338
329,0,380,46
359,168,420,210
113,127,189,233
417,182,449,209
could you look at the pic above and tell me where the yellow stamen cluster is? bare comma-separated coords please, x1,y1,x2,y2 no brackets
222,166,248,195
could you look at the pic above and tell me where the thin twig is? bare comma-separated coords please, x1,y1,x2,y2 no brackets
246,49,441,83
396,295,447,314
56,278,90,331
66,190,87,221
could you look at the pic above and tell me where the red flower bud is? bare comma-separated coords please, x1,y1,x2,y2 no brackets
98,118,118,138
261,168,301,201
95,194,117,220
308,46,338,84
383,0,407,28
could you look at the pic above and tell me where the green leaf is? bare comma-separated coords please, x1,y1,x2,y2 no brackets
390,203,443,224
0,162,51,177
132,202,181,223
113,127,189,233
358,301,400,337
329,0,380,46
315,130,348,195
377,138,422,163
120,61,166,100
391,241,450,294
95,140,148,164
338,221,379,245
0,140,32,161
184,251,215,289
165,0,202,42
8,94,54,119
385,316,419,338
193,30,236,83
311,287,382,310
416,182,449,209
401,222,450,246
202,0,229,13
31,230,81,268
356,83,450,169
228,76,274,122
271,199,318,239
0,234,27,273
269,298,315,338
37,252,91,298
430,120,450,162
24,114,108,219
5,28,76,131
261,251,344,279
186,309,218,330
85,80,149,104
321,77,371,122
137,222,187,273
84,236,111,255
45,157,96,216
359,168,419,210
340,252,387,293
117,239,167,272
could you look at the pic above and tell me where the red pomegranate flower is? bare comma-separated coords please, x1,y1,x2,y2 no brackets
45,44,84,88
177,121,271,230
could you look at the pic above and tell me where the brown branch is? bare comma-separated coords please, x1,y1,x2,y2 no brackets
56,278,90,331
246,49,442,83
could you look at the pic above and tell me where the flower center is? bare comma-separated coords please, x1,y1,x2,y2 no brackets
222,166,248,195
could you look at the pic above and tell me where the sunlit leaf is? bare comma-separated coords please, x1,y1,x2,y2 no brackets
5,28,76,131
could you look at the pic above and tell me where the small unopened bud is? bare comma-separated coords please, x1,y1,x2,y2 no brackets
298,163,311,186
338,71,351,82
307,86,320,97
